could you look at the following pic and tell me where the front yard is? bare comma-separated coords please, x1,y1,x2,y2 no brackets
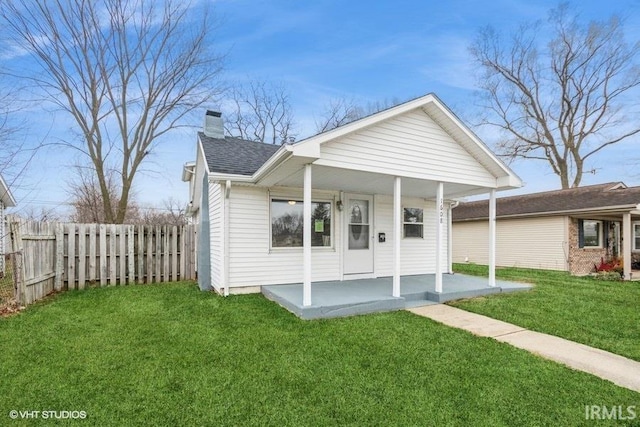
451,264,640,362
0,282,637,426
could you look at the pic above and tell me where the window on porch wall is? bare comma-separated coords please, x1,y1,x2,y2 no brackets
403,207,424,238
270,199,332,248
634,222,640,251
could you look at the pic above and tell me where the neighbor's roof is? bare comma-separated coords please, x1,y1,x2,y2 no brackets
199,132,281,176
453,182,640,221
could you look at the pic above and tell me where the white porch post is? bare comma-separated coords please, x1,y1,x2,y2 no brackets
488,189,496,287
435,182,444,293
447,202,453,274
303,164,312,306
623,212,632,280
393,176,401,297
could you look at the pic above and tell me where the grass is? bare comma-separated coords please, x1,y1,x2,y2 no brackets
0,282,638,426
451,263,640,362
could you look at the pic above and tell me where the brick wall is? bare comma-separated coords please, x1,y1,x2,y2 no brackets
567,217,608,275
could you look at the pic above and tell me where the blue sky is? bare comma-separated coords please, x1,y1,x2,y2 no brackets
8,0,640,217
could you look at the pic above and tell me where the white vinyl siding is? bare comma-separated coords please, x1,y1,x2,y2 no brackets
228,186,341,288
0,201,4,273
209,182,223,290
453,216,568,271
317,109,497,187
374,196,449,276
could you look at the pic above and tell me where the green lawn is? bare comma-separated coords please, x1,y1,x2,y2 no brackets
451,264,640,362
0,283,638,426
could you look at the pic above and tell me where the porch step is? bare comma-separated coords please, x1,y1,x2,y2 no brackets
402,291,430,302
404,299,438,309
425,287,501,303
262,285,406,320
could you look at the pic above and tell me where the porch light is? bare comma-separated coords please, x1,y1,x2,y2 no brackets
288,200,296,205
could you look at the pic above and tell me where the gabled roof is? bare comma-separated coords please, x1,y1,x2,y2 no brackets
453,182,640,221
196,93,522,198
199,132,281,176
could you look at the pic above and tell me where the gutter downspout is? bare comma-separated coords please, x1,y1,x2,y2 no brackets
224,180,231,296
448,201,459,274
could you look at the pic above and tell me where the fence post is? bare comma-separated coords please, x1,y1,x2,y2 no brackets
55,223,64,291
9,220,26,304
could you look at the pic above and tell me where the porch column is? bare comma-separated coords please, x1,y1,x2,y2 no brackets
435,182,444,293
303,164,312,306
623,212,632,280
393,176,401,297
447,202,453,274
488,189,496,287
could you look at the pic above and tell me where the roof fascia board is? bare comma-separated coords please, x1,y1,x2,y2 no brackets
454,204,640,222
208,173,254,183
252,146,294,181
197,135,211,175
0,174,16,207
426,95,522,187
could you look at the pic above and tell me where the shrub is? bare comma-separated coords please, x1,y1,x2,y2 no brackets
594,271,622,281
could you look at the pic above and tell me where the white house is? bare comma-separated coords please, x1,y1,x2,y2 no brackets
0,174,16,273
183,94,522,305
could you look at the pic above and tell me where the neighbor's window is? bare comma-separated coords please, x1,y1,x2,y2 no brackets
403,207,424,238
634,222,640,251
271,199,331,248
581,220,602,248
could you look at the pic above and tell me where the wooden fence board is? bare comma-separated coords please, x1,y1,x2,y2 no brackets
9,219,196,305
78,224,86,290
99,225,107,287
89,224,96,282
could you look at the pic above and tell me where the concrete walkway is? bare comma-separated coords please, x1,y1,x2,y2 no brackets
408,304,640,393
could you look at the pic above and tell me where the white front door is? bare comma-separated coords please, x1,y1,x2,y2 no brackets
343,195,374,275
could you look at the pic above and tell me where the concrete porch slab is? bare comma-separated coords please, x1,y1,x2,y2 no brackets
262,274,532,320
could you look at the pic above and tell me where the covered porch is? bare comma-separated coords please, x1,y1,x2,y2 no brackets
262,273,532,319
250,95,522,307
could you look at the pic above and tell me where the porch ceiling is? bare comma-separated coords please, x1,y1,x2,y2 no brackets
257,162,496,199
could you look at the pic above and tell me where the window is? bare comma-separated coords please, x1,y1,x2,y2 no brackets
271,199,331,248
581,220,602,248
634,222,640,251
403,207,424,238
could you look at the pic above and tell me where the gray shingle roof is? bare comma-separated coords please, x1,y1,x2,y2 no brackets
199,132,281,176
453,182,640,221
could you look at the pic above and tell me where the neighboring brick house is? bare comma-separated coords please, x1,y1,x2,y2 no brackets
452,182,640,279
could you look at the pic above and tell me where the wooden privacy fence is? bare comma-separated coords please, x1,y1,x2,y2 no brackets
9,218,196,305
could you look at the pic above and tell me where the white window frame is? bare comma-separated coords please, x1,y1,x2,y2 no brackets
402,207,424,239
269,197,334,250
633,221,640,251
582,220,603,248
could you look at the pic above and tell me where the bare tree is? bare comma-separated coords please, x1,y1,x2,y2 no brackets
18,206,62,223
1,0,225,222
315,97,405,133
224,80,296,144
68,166,141,224
315,98,363,133
470,3,640,188
138,198,187,225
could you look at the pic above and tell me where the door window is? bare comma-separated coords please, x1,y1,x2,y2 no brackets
348,199,369,250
